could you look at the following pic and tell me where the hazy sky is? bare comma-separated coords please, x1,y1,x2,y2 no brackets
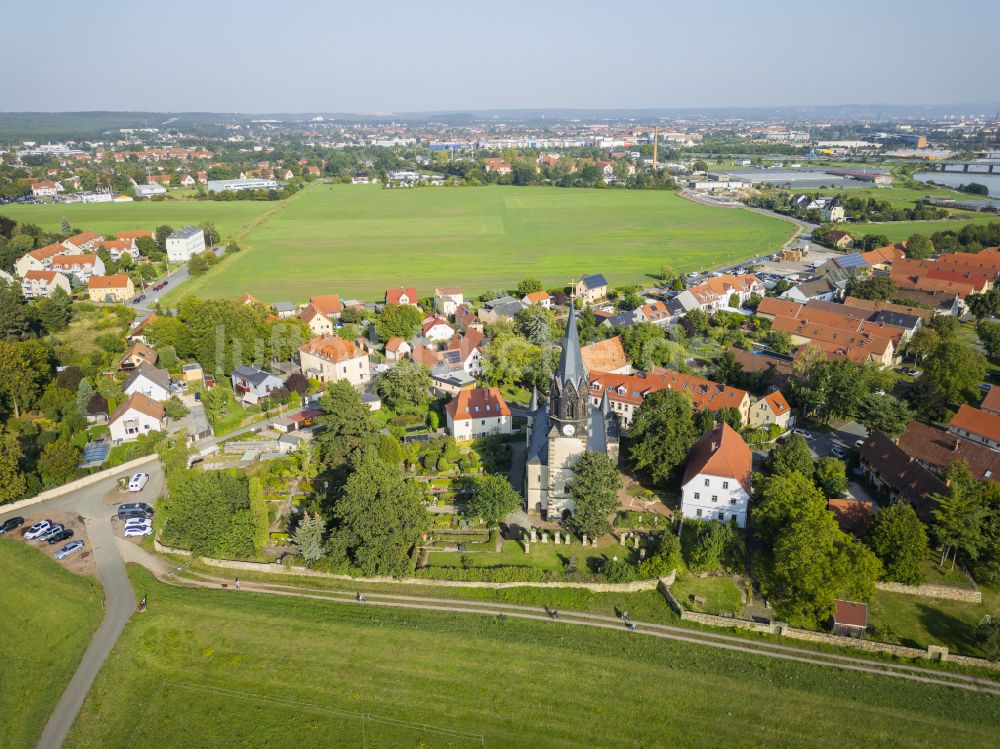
3,0,998,112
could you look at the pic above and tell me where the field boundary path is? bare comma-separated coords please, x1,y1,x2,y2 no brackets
153,566,1000,697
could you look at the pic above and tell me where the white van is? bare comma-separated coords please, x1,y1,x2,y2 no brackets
128,473,150,492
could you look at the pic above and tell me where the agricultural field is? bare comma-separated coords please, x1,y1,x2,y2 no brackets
851,215,999,243
0,539,104,749
0,198,275,239
65,567,1000,749
163,184,796,303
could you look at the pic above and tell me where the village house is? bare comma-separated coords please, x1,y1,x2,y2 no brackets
309,294,343,319
299,336,371,388
859,431,946,522
434,287,464,316
445,387,512,441
123,362,171,402
420,314,455,342
444,328,485,376
14,242,79,277
62,231,104,252
31,180,63,198
179,174,196,187
677,273,764,313
748,390,792,430
21,270,72,299
948,405,1000,451
636,300,673,326
300,305,335,336
580,336,631,375
119,342,159,371
821,198,846,222
165,226,206,263
574,274,609,305
384,336,412,362
681,423,752,528
477,295,524,324
589,368,751,427
522,290,552,308
385,287,419,307
483,158,512,175
109,392,165,443
88,274,135,303
100,238,140,263
273,301,297,319
50,253,105,283
825,230,855,249
895,420,999,484
231,365,284,404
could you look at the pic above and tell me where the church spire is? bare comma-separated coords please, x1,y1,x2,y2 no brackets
557,301,587,387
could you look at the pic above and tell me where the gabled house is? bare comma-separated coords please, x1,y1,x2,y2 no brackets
231,365,284,403
21,270,71,299
309,294,343,319
948,405,1000,451
300,304,335,336
420,314,455,342
477,296,524,324
681,423,752,528
580,336,631,375
273,301,297,319
31,180,63,198
386,287,419,307
445,387,512,441
385,336,412,362
50,253,105,283
859,431,947,522
299,336,371,388
575,274,609,305
434,287,464,316
119,342,159,371
100,238,140,263
62,231,104,252
522,290,552,308
444,328,485,376
109,392,165,443
832,600,868,638
483,158,512,175
14,242,79,277
88,273,135,303
123,362,171,402
748,390,792,430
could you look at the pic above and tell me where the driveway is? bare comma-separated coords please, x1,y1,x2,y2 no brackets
1,462,164,749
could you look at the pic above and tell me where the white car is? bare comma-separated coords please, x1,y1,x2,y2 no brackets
128,473,150,492
124,517,152,529
24,520,53,540
795,430,814,441
123,525,153,538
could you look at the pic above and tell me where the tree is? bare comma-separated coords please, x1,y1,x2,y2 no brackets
715,407,743,431
566,452,622,538
766,435,814,478
765,330,794,354
866,503,928,585
904,233,934,260
923,339,987,405
285,372,310,396
619,322,666,367
692,160,709,172
162,470,256,558
637,532,683,578
753,471,827,548
905,327,940,362
467,474,521,527
929,315,959,341
187,252,209,276
931,463,988,569
293,512,327,565
975,617,1000,661
38,440,81,485
0,281,30,340
0,428,27,503
976,319,1000,359
713,349,745,386
845,275,897,302
815,457,848,498
375,303,424,341
683,519,738,573
373,359,431,409
136,236,158,257
329,454,427,577
627,390,697,485
516,304,557,345
75,378,95,414
36,286,72,332
314,381,381,476
155,225,174,250
855,392,912,438
164,397,189,419
0,339,52,418
200,222,219,247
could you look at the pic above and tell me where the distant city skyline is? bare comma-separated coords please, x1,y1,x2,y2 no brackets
3,0,998,112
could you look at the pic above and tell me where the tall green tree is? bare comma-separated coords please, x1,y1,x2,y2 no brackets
38,440,81,485
566,452,622,538
0,428,27,503
329,454,426,576
314,381,381,476
0,281,30,340
923,339,987,405
467,474,522,527
753,471,826,549
866,503,928,585
766,435,814,478
815,457,848,498
293,511,327,565
627,389,697,485
154,225,174,250
36,286,72,333
931,463,988,569
375,303,424,341
0,339,51,418
372,359,431,409
855,392,912,438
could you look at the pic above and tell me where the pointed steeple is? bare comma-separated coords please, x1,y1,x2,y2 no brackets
600,387,611,415
529,385,539,412
557,302,587,387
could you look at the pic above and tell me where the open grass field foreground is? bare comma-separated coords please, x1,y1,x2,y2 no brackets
0,539,104,749
61,567,1000,749
2,183,797,303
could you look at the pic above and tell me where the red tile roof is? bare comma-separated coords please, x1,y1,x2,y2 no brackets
682,423,751,493
591,368,748,413
828,498,874,535
110,392,164,423
385,287,418,305
88,273,131,290
580,336,628,373
445,387,511,421
23,270,61,283
833,600,867,628
981,385,1000,416
950,405,1000,444
763,390,790,415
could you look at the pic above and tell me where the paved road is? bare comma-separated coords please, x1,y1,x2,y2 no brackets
1,463,164,749
133,246,224,314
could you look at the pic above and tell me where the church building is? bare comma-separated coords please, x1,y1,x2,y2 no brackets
525,304,620,520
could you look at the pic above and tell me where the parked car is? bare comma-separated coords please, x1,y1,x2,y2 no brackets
128,472,150,492
24,520,53,540
38,524,66,543
117,502,154,522
55,540,85,559
124,525,152,538
830,446,846,459
794,429,814,440
855,439,866,448
0,516,24,535
124,517,152,528
47,528,75,545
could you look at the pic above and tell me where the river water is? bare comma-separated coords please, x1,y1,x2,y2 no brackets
914,171,1000,203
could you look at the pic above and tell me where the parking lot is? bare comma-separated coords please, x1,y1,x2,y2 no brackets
751,246,844,278
9,510,96,576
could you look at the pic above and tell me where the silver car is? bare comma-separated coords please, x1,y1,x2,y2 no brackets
55,540,85,559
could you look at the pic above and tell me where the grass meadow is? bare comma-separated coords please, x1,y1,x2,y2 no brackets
163,184,796,303
63,566,1000,749
0,539,104,749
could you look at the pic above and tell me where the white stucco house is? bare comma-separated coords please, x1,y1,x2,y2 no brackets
109,392,165,443
445,387,512,441
123,362,171,402
680,423,752,528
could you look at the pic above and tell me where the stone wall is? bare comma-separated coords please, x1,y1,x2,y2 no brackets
875,580,981,603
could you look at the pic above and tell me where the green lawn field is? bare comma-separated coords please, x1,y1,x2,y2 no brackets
849,215,998,243
64,566,1000,749
0,198,274,239
0,539,104,749
164,184,795,303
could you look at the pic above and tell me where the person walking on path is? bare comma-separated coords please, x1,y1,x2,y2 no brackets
235,578,240,590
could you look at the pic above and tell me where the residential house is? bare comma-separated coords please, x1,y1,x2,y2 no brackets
636,300,674,326
574,274,609,305
681,423,752,527
50,253,105,283
31,180,63,198
454,304,479,332
589,368,751,427
730,348,795,391
385,287,419,307
825,230,855,249
444,329,485,376
62,231,103,252
231,365,284,404
179,174,196,187
14,242,79,277
109,392,165,443
165,226,206,263
119,342,159,371
273,301,297,319
385,336,412,362
483,158,512,175
181,362,204,385
522,290,551,308
445,387,512,441
580,336,631,375
895,420,999,485
832,601,868,638
299,336,371,388
123,362,171,402
982,386,1000,417
420,314,455,342
821,198,846,222
434,287,464,316
860,244,906,272
21,270,71,299
748,390,792,430
477,296,524,324
88,274,135,302
828,498,874,536
430,368,477,398
859,431,947,521
101,238,139,263
948,405,1000,451
309,294,343,319
300,305,335,336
